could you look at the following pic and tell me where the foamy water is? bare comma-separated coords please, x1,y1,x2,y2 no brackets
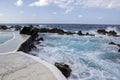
30,27,120,80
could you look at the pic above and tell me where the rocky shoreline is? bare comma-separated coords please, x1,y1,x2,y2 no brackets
1,25,120,78
17,27,72,78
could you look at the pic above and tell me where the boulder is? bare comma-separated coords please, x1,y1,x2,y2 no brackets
117,44,120,47
109,42,116,45
118,49,120,52
65,32,74,35
39,28,50,33
97,29,107,35
55,62,72,78
50,28,65,34
77,30,83,35
36,37,44,41
11,25,22,31
108,30,117,36
20,27,32,35
0,25,8,30
85,32,95,36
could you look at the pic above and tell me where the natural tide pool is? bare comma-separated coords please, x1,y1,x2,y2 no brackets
0,32,14,44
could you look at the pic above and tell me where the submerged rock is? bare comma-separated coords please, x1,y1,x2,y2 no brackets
55,62,72,78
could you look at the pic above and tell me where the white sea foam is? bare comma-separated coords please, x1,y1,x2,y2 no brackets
30,33,120,80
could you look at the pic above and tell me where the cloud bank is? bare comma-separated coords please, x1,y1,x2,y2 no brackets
29,0,120,13
15,0,23,7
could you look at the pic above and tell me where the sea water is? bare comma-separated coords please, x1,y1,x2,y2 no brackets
29,24,120,80
0,32,13,44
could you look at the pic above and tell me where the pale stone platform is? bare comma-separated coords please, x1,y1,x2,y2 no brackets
0,32,66,80
0,52,66,80
0,32,30,53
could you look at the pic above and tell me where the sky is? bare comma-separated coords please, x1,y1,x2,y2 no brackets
0,0,120,24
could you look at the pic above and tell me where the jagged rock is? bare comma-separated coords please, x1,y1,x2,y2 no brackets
97,29,107,35
20,27,32,35
108,31,117,36
64,32,73,35
85,32,95,36
0,25,8,30
117,44,120,47
36,37,44,41
86,32,89,35
39,28,50,33
109,42,120,48
109,42,116,45
50,28,65,34
11,25,22,31
18,27,39,53
55,62,72,78
77,30,83,35
118,49,120,52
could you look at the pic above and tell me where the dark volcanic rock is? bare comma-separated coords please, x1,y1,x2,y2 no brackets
18,36,35,53
77,30,83,36
97,29,118,37
109,42,116,45
109,42,120,48
85,32,95,36
55,62,72,78
108,31,117,36
0,25,8,30
20,27,32,35
97,29,107,35
18,27,39,53
65,31,74,35
39,28,50,33
11,25,22,31
36,37,44,41
118,49,120,52
117,44,120,47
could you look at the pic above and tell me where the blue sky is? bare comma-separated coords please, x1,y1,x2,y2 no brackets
0,0,120,24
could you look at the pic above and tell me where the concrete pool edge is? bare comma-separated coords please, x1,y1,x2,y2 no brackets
0,31,67,80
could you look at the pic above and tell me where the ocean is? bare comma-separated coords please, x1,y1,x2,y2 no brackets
27,24,120,80
2,24,120,80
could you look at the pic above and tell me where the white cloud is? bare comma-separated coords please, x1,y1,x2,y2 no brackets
78,14,83,18
29,0,51,6
97,17,103,20
15,0,23,6
20,11,24,14
53,12,57,15
29,0,120,13
0,13,3,17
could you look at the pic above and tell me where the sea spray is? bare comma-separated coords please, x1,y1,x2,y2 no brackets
29,32,120,80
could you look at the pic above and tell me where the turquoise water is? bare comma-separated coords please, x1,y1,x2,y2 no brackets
30,33,120,80
30,26,120,80
0,33,13,44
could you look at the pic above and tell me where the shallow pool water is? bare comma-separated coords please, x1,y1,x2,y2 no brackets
0,32,14,44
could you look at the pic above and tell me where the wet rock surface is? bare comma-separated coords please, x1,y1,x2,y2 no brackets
55,62,72,78
109,42,120,52
97,29,119,37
